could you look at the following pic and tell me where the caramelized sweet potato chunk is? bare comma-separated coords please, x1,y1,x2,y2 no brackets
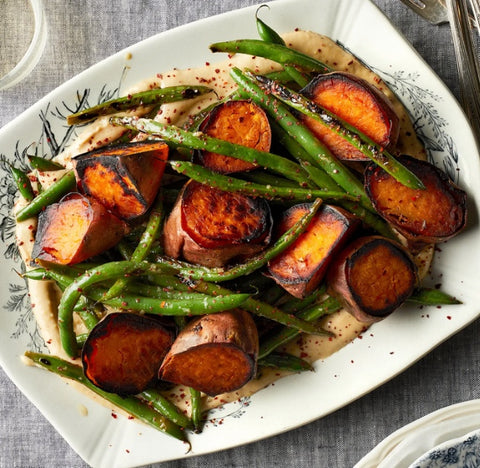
327,236,418,323
267,204,359,298
73,140,169,220
197,100,271,173
82,313,174,395
32,193,128,265
365,155,467,246
159,309,258,396
301,72,399,161
163,180,272,267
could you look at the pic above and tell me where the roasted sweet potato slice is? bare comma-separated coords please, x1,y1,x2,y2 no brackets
73,140,169,220
267,203,359,298
31,192,128,265
197,100,271,173
159,309,258,396
82,312,175,395
163,180,272,267
327,236,418,323
301,72,400,161
365,155,467,246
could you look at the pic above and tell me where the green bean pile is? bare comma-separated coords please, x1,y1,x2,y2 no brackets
13,9,460,443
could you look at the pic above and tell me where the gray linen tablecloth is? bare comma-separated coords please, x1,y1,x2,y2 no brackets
0,1,478,467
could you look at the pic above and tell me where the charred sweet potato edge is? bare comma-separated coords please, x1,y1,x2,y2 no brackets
365,155,468,245
82,312,175,395
159,310,259,396
197,99,271,173
327,236,418,323
267,203,359,298
73,140,169,220
180,181,272,249
32,192,128,265
301,71,400,161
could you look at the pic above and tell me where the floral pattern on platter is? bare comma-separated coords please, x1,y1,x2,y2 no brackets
377,69,460,183
410,431,480,468
206,396,252,428
0,65,458,422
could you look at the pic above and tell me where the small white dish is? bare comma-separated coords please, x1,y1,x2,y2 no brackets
410,427,480,467
355,400,480,468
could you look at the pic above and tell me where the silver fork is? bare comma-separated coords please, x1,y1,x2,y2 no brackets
400,0,480,143
399,0,451,24
445,0,480,143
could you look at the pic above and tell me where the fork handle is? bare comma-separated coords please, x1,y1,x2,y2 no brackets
446,0,480,144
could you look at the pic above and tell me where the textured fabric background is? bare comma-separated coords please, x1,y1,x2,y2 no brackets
0,1,478,467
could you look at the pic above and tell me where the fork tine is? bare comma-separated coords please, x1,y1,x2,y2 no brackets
399,0,449,24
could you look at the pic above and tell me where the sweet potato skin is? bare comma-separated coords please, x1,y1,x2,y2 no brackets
301,72,400,161
82,312,175,395
327,236,418,323
159,309,259,396
365,155,467,246
197,100,271,173
31,192,128,265
267,203,359,298
163,180,272,267
73,140,168,220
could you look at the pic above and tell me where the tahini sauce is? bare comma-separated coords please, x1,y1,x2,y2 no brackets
17,30,428,416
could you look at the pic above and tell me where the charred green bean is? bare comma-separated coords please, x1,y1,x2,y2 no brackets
250,73,424,190
67,85,213,125
169,161,357,202
16,171,76,222
209,39,332,74
27,155,64,171
25,352,189,444
9,165,34,201
259,352,314,372
110,116,312,187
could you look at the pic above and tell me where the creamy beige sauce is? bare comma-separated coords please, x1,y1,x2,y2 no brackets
17,31,429,417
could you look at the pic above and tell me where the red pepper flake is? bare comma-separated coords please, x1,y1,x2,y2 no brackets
447,315,452,320
126,449,130,454
111,412,118,419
